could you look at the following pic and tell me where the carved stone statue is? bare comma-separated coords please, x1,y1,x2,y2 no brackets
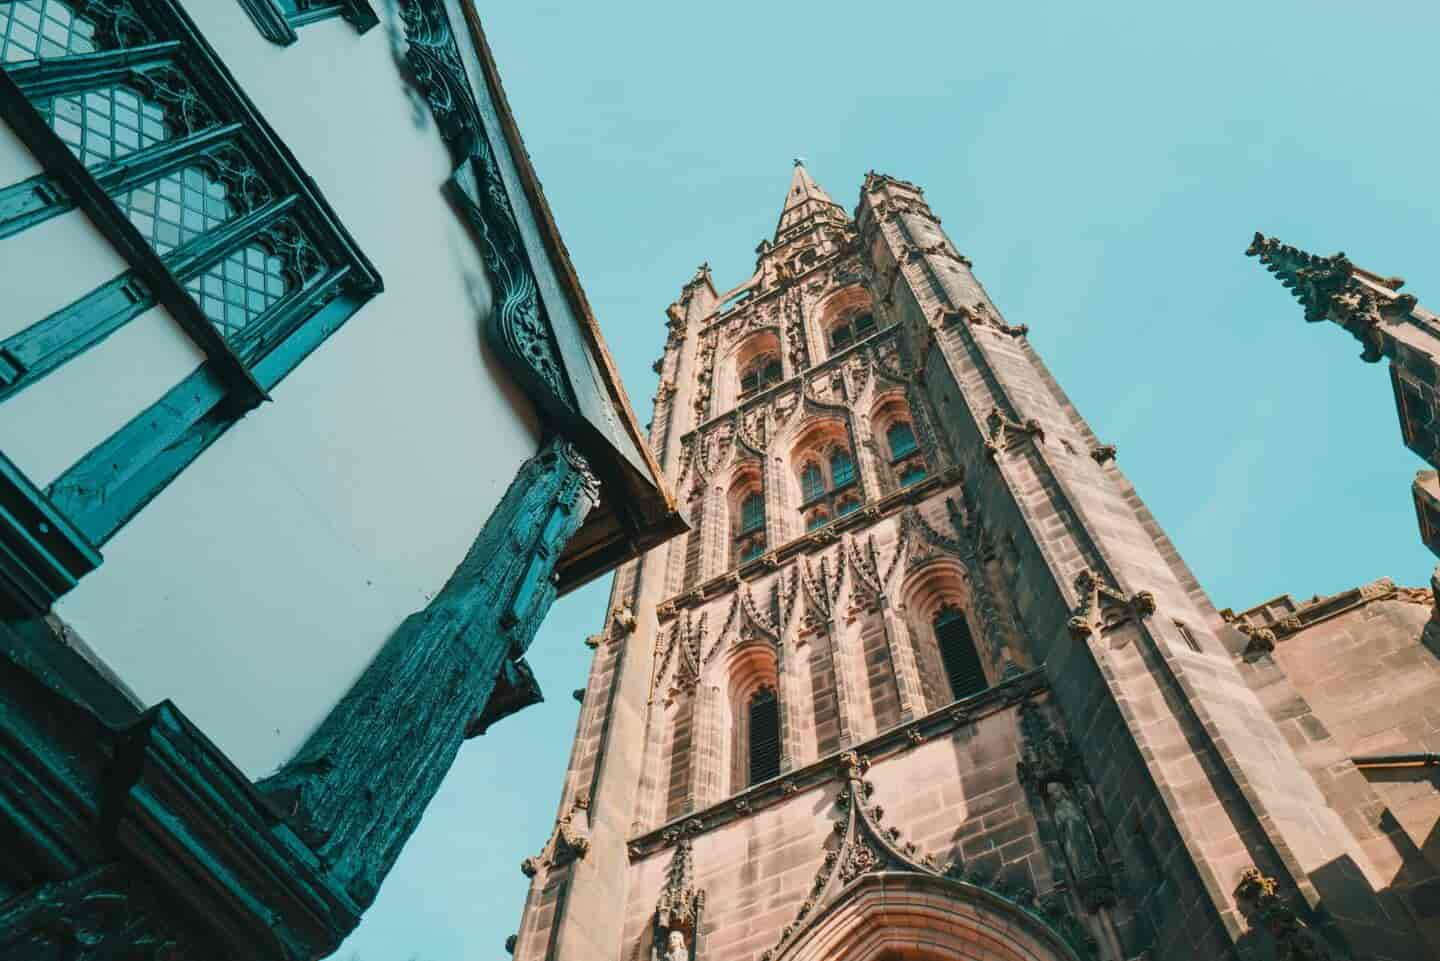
665,929,688,961
1047,782,1101,883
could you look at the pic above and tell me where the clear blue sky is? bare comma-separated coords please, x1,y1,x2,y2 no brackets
341,2,1440,957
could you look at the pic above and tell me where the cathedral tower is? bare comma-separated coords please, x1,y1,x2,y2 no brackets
510,167,1435,961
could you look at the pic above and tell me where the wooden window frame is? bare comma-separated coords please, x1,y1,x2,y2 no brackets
234,0,378,47
0,0,380,612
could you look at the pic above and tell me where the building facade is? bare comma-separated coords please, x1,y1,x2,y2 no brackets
512,169,1440,960
0,2,682,958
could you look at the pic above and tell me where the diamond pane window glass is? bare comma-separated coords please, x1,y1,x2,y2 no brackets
739,491,765,536
829,449,855,489
123,166,233,254
935,605,986,701
0,0,97,63
37,84,169,168
800,462,824,503
887,421,917,459
185,244,290,347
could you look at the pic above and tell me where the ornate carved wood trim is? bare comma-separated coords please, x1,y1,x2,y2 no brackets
259,436,599,908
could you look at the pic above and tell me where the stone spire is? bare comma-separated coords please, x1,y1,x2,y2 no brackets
774,159,848,242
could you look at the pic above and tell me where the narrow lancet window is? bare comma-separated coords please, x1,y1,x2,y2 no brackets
748,687,781,785
934,605,986,701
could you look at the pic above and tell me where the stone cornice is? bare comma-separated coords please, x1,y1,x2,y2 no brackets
698,240,864,338
1221,577,1432,646
681,323,900,441
625,666,1047,861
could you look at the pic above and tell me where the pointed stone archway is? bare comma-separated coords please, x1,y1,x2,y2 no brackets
772,871,1082,961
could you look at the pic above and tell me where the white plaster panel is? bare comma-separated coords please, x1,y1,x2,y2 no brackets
0,111,43,186
0,305,204,484
0,207,130,342
55,9,542,777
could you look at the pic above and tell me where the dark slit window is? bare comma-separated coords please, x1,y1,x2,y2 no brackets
934,605,986,701
748,687,780,785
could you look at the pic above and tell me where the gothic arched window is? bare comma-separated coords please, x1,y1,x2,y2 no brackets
800,462,825,503
735,488,766,565
748,687,781,785
793,432,863,535
887,421,918,459
740,354,782,396
829,448,856,489
828,312,876,354
934,605,986,701
739,491,765,534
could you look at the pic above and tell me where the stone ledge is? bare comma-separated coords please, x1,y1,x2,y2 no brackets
625,667,1046,861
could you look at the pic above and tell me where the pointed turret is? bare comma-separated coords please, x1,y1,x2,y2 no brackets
774,158,848,242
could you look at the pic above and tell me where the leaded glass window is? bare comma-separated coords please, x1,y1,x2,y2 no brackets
829,323,853,352
739,491,765,535
123,166,234,253
748,687,780,785
739,537,764,564
836,498,859,518
36,84,170,168
0,0,98,63
805,510,828,532
829,448,855,489
0,0,379,575
800,462,824,503
934,605,986,701
887,421,917,460
186,245,290,348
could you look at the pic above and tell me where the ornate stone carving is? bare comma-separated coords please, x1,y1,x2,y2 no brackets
652,840,704,960
1247,233,1416,363
1088,444,1117,465
937,303,1027,338
1234,868,1339,960
984,407,1045,460
1066,568,1156,645
1017,703,1117,911
1236,622,1277,661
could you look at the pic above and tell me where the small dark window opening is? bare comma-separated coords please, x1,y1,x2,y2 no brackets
1175,620,1201,652
741,354,783,396
934,605,987,701
748,687,781,784
887,421,918,460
